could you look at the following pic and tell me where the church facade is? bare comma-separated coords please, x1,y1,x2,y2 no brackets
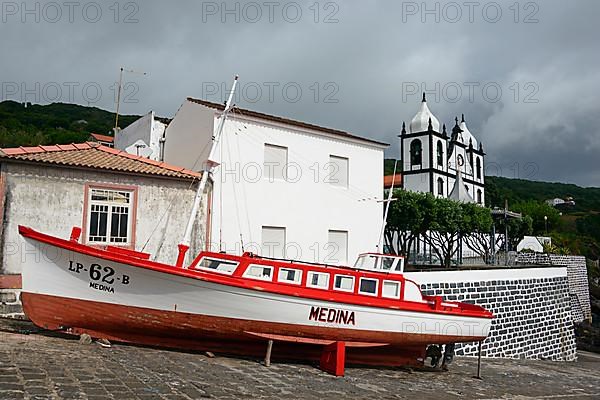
399,94,485,204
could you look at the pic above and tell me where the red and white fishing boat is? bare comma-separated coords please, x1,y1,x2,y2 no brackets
18,76,492,375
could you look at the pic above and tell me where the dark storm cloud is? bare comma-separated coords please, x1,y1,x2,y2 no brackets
1,0,598,186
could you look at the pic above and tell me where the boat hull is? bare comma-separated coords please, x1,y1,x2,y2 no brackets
19,230,491,365
22,291,427,366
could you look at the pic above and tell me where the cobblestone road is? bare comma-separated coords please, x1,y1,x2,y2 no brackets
1,320,600,399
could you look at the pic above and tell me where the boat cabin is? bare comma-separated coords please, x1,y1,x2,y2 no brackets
186,251,434,307
353,253,404,274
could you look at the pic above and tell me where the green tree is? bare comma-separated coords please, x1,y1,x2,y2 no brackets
423,196,463,268
512,200,560,234
462,203,494,263
384,189,429,256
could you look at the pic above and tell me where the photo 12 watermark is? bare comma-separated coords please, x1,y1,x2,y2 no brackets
401,1,539,24
200,1,339,23
1,81,141,105
202,81,339,104
0,1,139,24
402,81,540,104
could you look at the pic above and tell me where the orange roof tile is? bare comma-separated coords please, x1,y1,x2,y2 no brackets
89,133,115,143
384,173,402,189
0,142,200,180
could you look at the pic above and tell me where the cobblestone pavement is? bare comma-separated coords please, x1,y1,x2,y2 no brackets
1,321,600,399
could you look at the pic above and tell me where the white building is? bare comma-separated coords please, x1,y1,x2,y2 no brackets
399,94,485,204
115,111,168,160
160,98,388,265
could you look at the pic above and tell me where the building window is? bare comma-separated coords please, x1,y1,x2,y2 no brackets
437,141,444,166
410,139,422,166
264,144,288,181
437,177,444,196
328,155,349,188
86,187,135,246
476,157,482,180
261,226,286,259
477,189,482,204
326,230,348,264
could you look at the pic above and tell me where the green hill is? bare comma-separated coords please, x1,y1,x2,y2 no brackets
0,101,140,148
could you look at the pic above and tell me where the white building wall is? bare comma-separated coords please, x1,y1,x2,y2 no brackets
213,116,383,265
164,101,385,265
115,112,166,160
0,163,207,275
403,174,430,194
163,101,215,170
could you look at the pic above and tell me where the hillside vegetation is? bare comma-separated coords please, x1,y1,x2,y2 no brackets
0,101,139,148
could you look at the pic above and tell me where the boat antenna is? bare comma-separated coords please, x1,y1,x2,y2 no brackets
376,159,399,253
176,75,239,268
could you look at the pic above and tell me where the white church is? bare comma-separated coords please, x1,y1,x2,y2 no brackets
399,93,485,204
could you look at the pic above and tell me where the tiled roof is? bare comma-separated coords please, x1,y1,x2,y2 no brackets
89,133,114,143
188,98,389,147
384,173,402,189
0,143,200,180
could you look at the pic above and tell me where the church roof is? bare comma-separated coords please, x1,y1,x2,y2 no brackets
458,114,478,148
448,167,475,203
409,93,440,133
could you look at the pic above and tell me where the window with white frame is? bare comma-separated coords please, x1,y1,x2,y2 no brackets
243,264,274,281
328,155,349,188
307,271,329,289
196,257,238,274
358,278,378,296
277,268,302,284
264,144,288,181
382,280,401,299
87,187,134,245
334,275,355,292
326,230,348,264
262,226,286,259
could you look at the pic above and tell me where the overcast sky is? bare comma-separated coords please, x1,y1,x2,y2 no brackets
1,0,599,186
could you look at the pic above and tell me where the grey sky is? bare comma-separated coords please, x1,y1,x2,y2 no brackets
1,0,599,186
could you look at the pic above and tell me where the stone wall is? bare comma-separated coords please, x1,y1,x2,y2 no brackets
405,267,578,361
0,288,21,318
516,254,591,323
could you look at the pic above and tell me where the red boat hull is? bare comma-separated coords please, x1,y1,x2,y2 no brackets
23,292,429,367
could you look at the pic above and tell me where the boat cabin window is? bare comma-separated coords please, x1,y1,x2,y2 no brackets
358,278,378,296
197,257,238,275
382,280,401,299
334,275,355,292
278,268,302,284
353,254,404,274
243,264,273,281
354,254,378,270
307,271,329,289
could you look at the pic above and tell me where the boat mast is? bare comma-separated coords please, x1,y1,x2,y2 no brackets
376,159,398,253
177,75,239,267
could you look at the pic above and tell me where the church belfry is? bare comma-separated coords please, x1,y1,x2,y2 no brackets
399,95,485,204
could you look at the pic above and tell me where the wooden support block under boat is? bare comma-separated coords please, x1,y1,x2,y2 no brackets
320,341,346,377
